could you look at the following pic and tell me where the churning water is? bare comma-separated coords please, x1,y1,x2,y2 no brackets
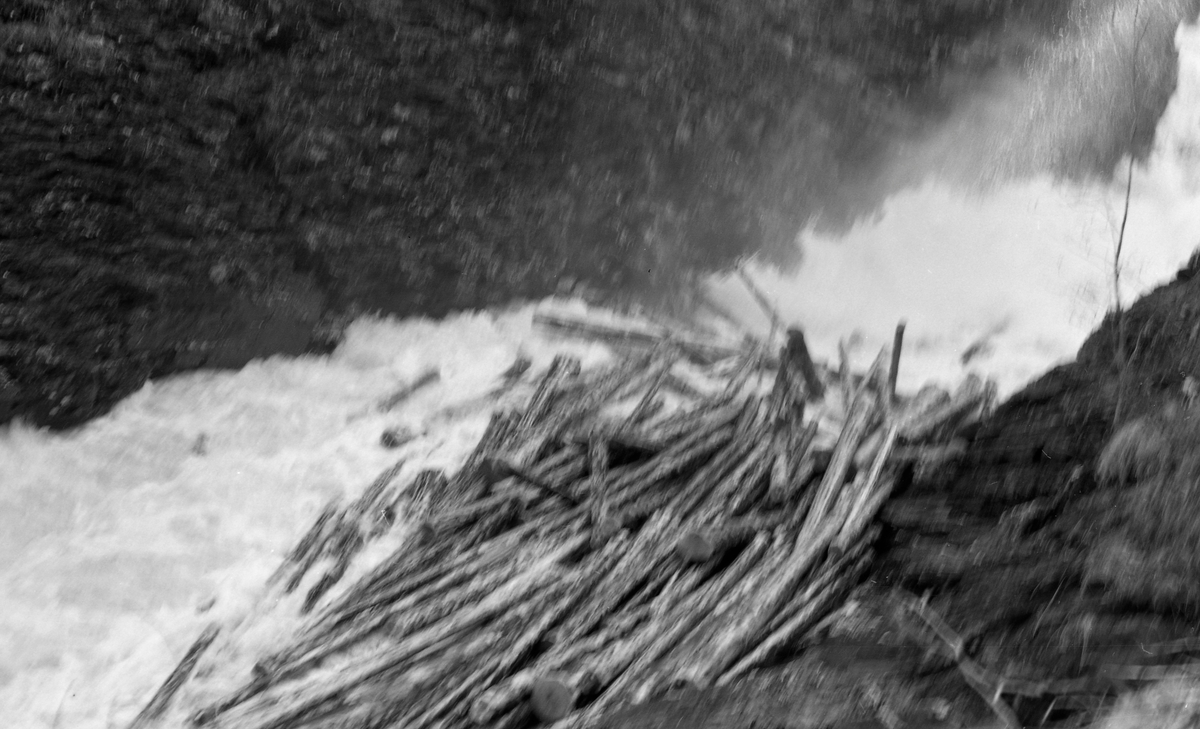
5,11,1200,729
714,9,1200,397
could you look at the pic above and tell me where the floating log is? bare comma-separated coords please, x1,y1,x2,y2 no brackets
533,311,744,363
376,368,441,413
888,321,906,406
128,624,219,729
892,591,1021,729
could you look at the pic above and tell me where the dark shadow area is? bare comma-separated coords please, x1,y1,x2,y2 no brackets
0,0,1193,428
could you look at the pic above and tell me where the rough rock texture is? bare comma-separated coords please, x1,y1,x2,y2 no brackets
5,0,1184,429
591,270,1200,728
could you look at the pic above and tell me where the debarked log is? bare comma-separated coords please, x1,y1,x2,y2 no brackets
533,311,745,364
565,532,777,723
718,548,873,683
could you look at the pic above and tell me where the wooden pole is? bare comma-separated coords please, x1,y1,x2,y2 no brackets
888,320,906,406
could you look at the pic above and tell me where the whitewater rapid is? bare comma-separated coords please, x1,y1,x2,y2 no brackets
4,16,1200,729
714,19,1200,399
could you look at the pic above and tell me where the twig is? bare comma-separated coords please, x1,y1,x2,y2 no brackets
734,267,784,336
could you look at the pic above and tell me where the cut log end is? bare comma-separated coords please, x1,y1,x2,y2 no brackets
479,456,517,486
529,675,575,723
675,531,716,563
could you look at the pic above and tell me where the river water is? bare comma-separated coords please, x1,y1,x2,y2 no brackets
714,9,1200,398
4,16,1200,729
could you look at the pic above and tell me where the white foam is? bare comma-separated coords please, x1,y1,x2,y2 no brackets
6,17,1200,729
0,304,614,729
710,21,1200,399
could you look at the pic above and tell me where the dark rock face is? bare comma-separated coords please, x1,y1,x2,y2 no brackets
592,270,1200,729
2,0,1189,429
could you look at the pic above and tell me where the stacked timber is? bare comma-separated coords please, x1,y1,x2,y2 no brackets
129,306,993,729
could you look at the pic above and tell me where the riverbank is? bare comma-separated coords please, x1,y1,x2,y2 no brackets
2,0,1179,429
